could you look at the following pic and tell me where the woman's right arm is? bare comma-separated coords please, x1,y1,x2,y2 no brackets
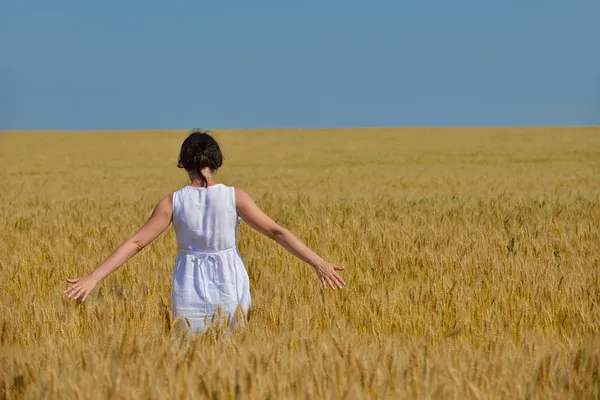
235,188,346,290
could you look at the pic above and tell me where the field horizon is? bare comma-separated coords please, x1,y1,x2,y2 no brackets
2,125,600,133
1,127,599,399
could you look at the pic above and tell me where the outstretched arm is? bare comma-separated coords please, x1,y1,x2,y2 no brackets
64,194,174,301
235,188,346,290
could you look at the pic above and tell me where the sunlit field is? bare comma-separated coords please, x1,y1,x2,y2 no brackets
1,127,599,399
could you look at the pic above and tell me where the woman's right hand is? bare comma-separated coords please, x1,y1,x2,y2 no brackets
313,261,346,290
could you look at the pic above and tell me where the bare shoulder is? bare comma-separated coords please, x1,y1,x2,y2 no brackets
233,188,278,234
153,193,174,214
234,187,253,206
161,192,174,205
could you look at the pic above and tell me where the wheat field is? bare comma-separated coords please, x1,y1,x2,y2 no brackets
1,127,599,399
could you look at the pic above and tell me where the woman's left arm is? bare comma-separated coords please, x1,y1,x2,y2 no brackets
64,193,173,301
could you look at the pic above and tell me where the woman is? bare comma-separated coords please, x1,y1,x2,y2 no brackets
64,129,346,333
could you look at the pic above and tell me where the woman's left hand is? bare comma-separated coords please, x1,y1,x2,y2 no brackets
64,274,99,301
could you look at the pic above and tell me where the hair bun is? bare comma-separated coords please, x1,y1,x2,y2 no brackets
177,130,224,187
193,141,208,155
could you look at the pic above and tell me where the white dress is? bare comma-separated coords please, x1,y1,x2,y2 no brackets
170,184,251,334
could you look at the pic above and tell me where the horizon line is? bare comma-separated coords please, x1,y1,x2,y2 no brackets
1,124,599,133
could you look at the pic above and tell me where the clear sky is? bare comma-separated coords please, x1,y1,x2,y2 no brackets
1,0,599,130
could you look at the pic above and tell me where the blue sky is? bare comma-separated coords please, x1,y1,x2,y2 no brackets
1,0,599,130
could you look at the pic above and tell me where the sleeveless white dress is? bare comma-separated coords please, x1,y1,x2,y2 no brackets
170,184,251,334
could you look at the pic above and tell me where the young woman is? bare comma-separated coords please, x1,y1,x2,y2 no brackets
64,129,346,333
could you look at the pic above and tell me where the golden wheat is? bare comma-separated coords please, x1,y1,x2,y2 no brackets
1,127,599,399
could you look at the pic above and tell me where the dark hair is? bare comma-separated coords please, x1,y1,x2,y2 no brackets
177,129,223,188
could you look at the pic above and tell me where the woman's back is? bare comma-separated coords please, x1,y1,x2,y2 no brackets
172,184,240,253
171,183,249,333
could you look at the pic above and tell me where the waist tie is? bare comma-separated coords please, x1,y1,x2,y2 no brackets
177,247,235,301
177,247,235,256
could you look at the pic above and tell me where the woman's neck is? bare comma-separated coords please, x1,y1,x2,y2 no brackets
188,168,216,187
189,179,216,187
